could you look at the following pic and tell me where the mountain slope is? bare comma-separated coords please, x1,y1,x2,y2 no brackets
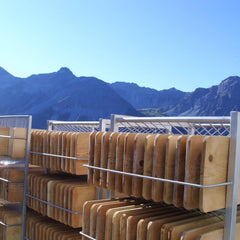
110,82,187,109
163,76,240,116
0,67,142,128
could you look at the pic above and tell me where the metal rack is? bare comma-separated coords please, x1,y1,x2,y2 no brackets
0,115,32,240
81,112,239,240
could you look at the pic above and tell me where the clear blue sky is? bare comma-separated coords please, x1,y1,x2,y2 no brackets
0,0,239,92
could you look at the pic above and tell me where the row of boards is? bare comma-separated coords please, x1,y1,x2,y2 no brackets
0,206,22,240
0,165,43,202
0,127,27,158
82,198,240,240
30,130,90,175
88,131,239,212
27,173,96,228
26,210,81,240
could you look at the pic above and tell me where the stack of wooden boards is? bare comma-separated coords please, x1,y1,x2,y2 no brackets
0,165,43,202
26,211,82,240
88,132,239,212
27,173,96,228
82,198,240,240
0,127,27,158
0,206,22,240
30,130,90,175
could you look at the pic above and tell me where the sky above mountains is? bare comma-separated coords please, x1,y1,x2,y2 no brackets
0,0,239,92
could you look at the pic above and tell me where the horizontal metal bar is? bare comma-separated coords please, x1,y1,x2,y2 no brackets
0,160,26,165
29,151,88,161
84,165,232,189
0,177,24,183
0,220,22,227
26,194,83,214
80,232,97,240
0,134,27,140
116,116,231,123
48,120,99,126
0,115,30,118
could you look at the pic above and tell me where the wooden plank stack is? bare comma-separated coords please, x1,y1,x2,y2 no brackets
0,206,22,240
30,130,90,175
26,211,81,240
27,173,96,228
82,198,240,240
88,132,236,212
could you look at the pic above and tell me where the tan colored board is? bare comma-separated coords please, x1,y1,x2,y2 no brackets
196,222,240,240
75,132,90,175
132,133,148,198
200,136,230,212
88,132,98,185
107,132,120,190
11,127,27,158
184,135,205,209
94,132,104,187
69,132,77,173
142,134,158,200
122,133,138,196
0,127,10,155
100,132,113,188
173,135,188,207
163,135,179,204
115,133,129,193
151,134,169,202
169,215,222,240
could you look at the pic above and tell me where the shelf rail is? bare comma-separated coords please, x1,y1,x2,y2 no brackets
26,194,83,214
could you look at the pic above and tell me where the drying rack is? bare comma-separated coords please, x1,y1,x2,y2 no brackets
0,115,32,240
81,112,239,240
25,118,110,239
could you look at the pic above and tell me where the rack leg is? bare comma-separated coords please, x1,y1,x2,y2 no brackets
224,111,240,240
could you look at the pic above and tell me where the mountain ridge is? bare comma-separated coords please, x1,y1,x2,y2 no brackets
0,66,239,128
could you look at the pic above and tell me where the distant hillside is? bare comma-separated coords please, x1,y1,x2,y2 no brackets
0,67,142,128
0,66,239,129
110,82,186,109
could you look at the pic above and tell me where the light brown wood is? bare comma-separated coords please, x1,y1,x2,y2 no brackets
88,132,98,185
115,133,129,193
173,135,188,207
184,135,205,209
100,132,113,188
122,133,138,196
0,127,10,155
163,135,179,204
142,134,158,200
107,132,120,190
75,132,90,175
132,133,148,198
151,134,168,202
200,136,230,212
93,132,104,187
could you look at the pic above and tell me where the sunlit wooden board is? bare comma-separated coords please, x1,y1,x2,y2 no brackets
100,132,112,188
132,133,148,198
115,133,129,193
122,133,137,196
163,135,179,204
173,135,188,207
142,134,158,200
151,134,168,202
107,132,120,191
0,127,10,155
184,135,205,210
200,136,230,212
93,132,104,187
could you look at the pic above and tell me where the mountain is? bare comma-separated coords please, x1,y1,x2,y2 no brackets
0,67,142,128
0,66,239,129
110,77,240,117
163,76,240,116
110,82,186,109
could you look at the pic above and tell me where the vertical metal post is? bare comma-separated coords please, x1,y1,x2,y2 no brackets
110,114,119,132
224,111,240,240
21,115,32,240
47,120,53,131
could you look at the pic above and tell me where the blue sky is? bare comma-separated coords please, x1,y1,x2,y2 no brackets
0,0,239,91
